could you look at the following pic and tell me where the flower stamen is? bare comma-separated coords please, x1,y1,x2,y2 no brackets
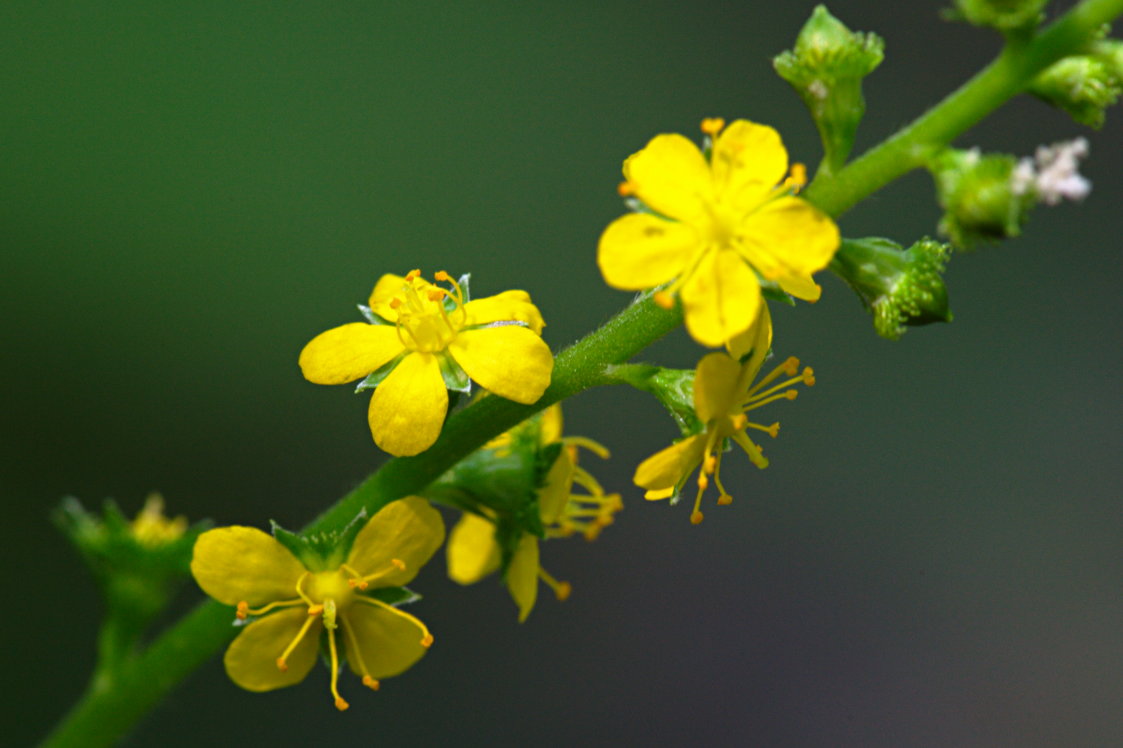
276,612,319,673
357,597,434,648
537,567,572,601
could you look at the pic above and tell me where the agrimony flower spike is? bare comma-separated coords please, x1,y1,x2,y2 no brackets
598,118,839,351
191,498,445,710
633,306,815,524
300,270,553,456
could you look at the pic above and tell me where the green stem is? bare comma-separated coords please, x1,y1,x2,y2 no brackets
40,2,1123,745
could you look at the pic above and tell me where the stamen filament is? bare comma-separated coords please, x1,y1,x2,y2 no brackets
562,436,611,459
537,567,572,601
327,625,348,711
744,390,798,410
745,357,800,398
357,597,434,648
236,597,304,619
745,374,809,404
294,572,313,606
276,613,318,672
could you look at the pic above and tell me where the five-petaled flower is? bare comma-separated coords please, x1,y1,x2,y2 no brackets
190,497,445,711
633,305,815,523
299,270,554,456
446,406,621,621
598,117,839,350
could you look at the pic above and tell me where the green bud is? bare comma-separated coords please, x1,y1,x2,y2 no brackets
773,5,884,171
1031,55,1122,128
929,148,1036,248
55,495,209,669
1094,39,1123,81
945,0,1047,32
831,237,953,340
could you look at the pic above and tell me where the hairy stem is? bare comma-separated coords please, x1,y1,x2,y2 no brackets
40,2,1123,745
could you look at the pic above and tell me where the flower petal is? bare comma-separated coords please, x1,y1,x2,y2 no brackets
191,527,306,607
448,326,552,404
446,513,501,585
777,272,822,302
367,274,408,321
348,496,446,586
506,534,539,623
538,447,575,524
342,602,429,679
463,290,545,334
727,299,773,367
623,133,712,222
597,213,698,290
298,323,405,385
712,120,787,210
737,196,839,281
693,352,742,423
538,404,563,445
679,248,762,348
368,352,448,456
632,434,706,494
224,607,319,692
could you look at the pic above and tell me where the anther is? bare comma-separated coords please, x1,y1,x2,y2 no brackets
700,117,726,136
617,181,636,197
697,473,709,490
334,697,350,712
730,414,748,430
389,298,403,310
236,601,249,620
787,163,807,191
555,582,573,602
362,676,380,691
276,657,288,672
427,289,445,302
785,390,798,400
717,493,733,506
783,356,800,376
421,633,434,648
653,290,675,309
434,270,451,282
703,455,717,474
802,367,815,386
405,269,421,281
391,559,406,571
348,578,369,590
307,604,324,616
690,510,704,525
767,422,780,438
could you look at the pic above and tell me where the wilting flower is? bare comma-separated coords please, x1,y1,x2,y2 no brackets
300,270,553,456
633,306,815,523
445,406,621,621
598,118,839,350
191,497,445,710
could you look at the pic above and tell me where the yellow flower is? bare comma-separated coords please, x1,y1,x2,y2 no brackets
598,117,840,350
446,406,622,622
633,305,815,523
299,270,554,456
129,493,188,548
190,497,445,711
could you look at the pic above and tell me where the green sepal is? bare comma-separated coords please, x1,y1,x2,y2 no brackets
929,148,1036,249
354,352,406,392
270,509,368,571
831,236,953,340
438,352,472,393
365,585,421,607
773,5,884,171
448,273,471,309
760,281,797,306
943,0,1047,32
1030,55,1121,128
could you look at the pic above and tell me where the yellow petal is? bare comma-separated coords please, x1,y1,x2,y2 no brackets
711,120,787,211
463,290,545,335
679,248,762,349
448,326,552,404
737,196,840,281
632,434,706,494
623,133,712,222
446,513,501,585
693,353,742,422
298,323,405,385
728,300,773,369
777,272,822,302
367,274,408,321
538,404,563,445
506,534,539,623
368,352,448,456
538,447,575,524
191,527,306,607
341,602,429,679
224,607,319,692
348,496,446,586
597,213,698,290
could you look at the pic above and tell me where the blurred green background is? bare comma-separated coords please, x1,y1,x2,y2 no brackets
4,1,1121,745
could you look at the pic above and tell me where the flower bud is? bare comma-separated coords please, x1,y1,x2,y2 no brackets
773,5,884,171
929,148,1036,248
1030,55,1121,128
945,0,1047,32
831,237,953,340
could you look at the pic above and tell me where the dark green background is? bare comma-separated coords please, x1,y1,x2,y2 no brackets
5,1,1121,745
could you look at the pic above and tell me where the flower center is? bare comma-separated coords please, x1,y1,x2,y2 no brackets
390,269,466,353
306,569,356,612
